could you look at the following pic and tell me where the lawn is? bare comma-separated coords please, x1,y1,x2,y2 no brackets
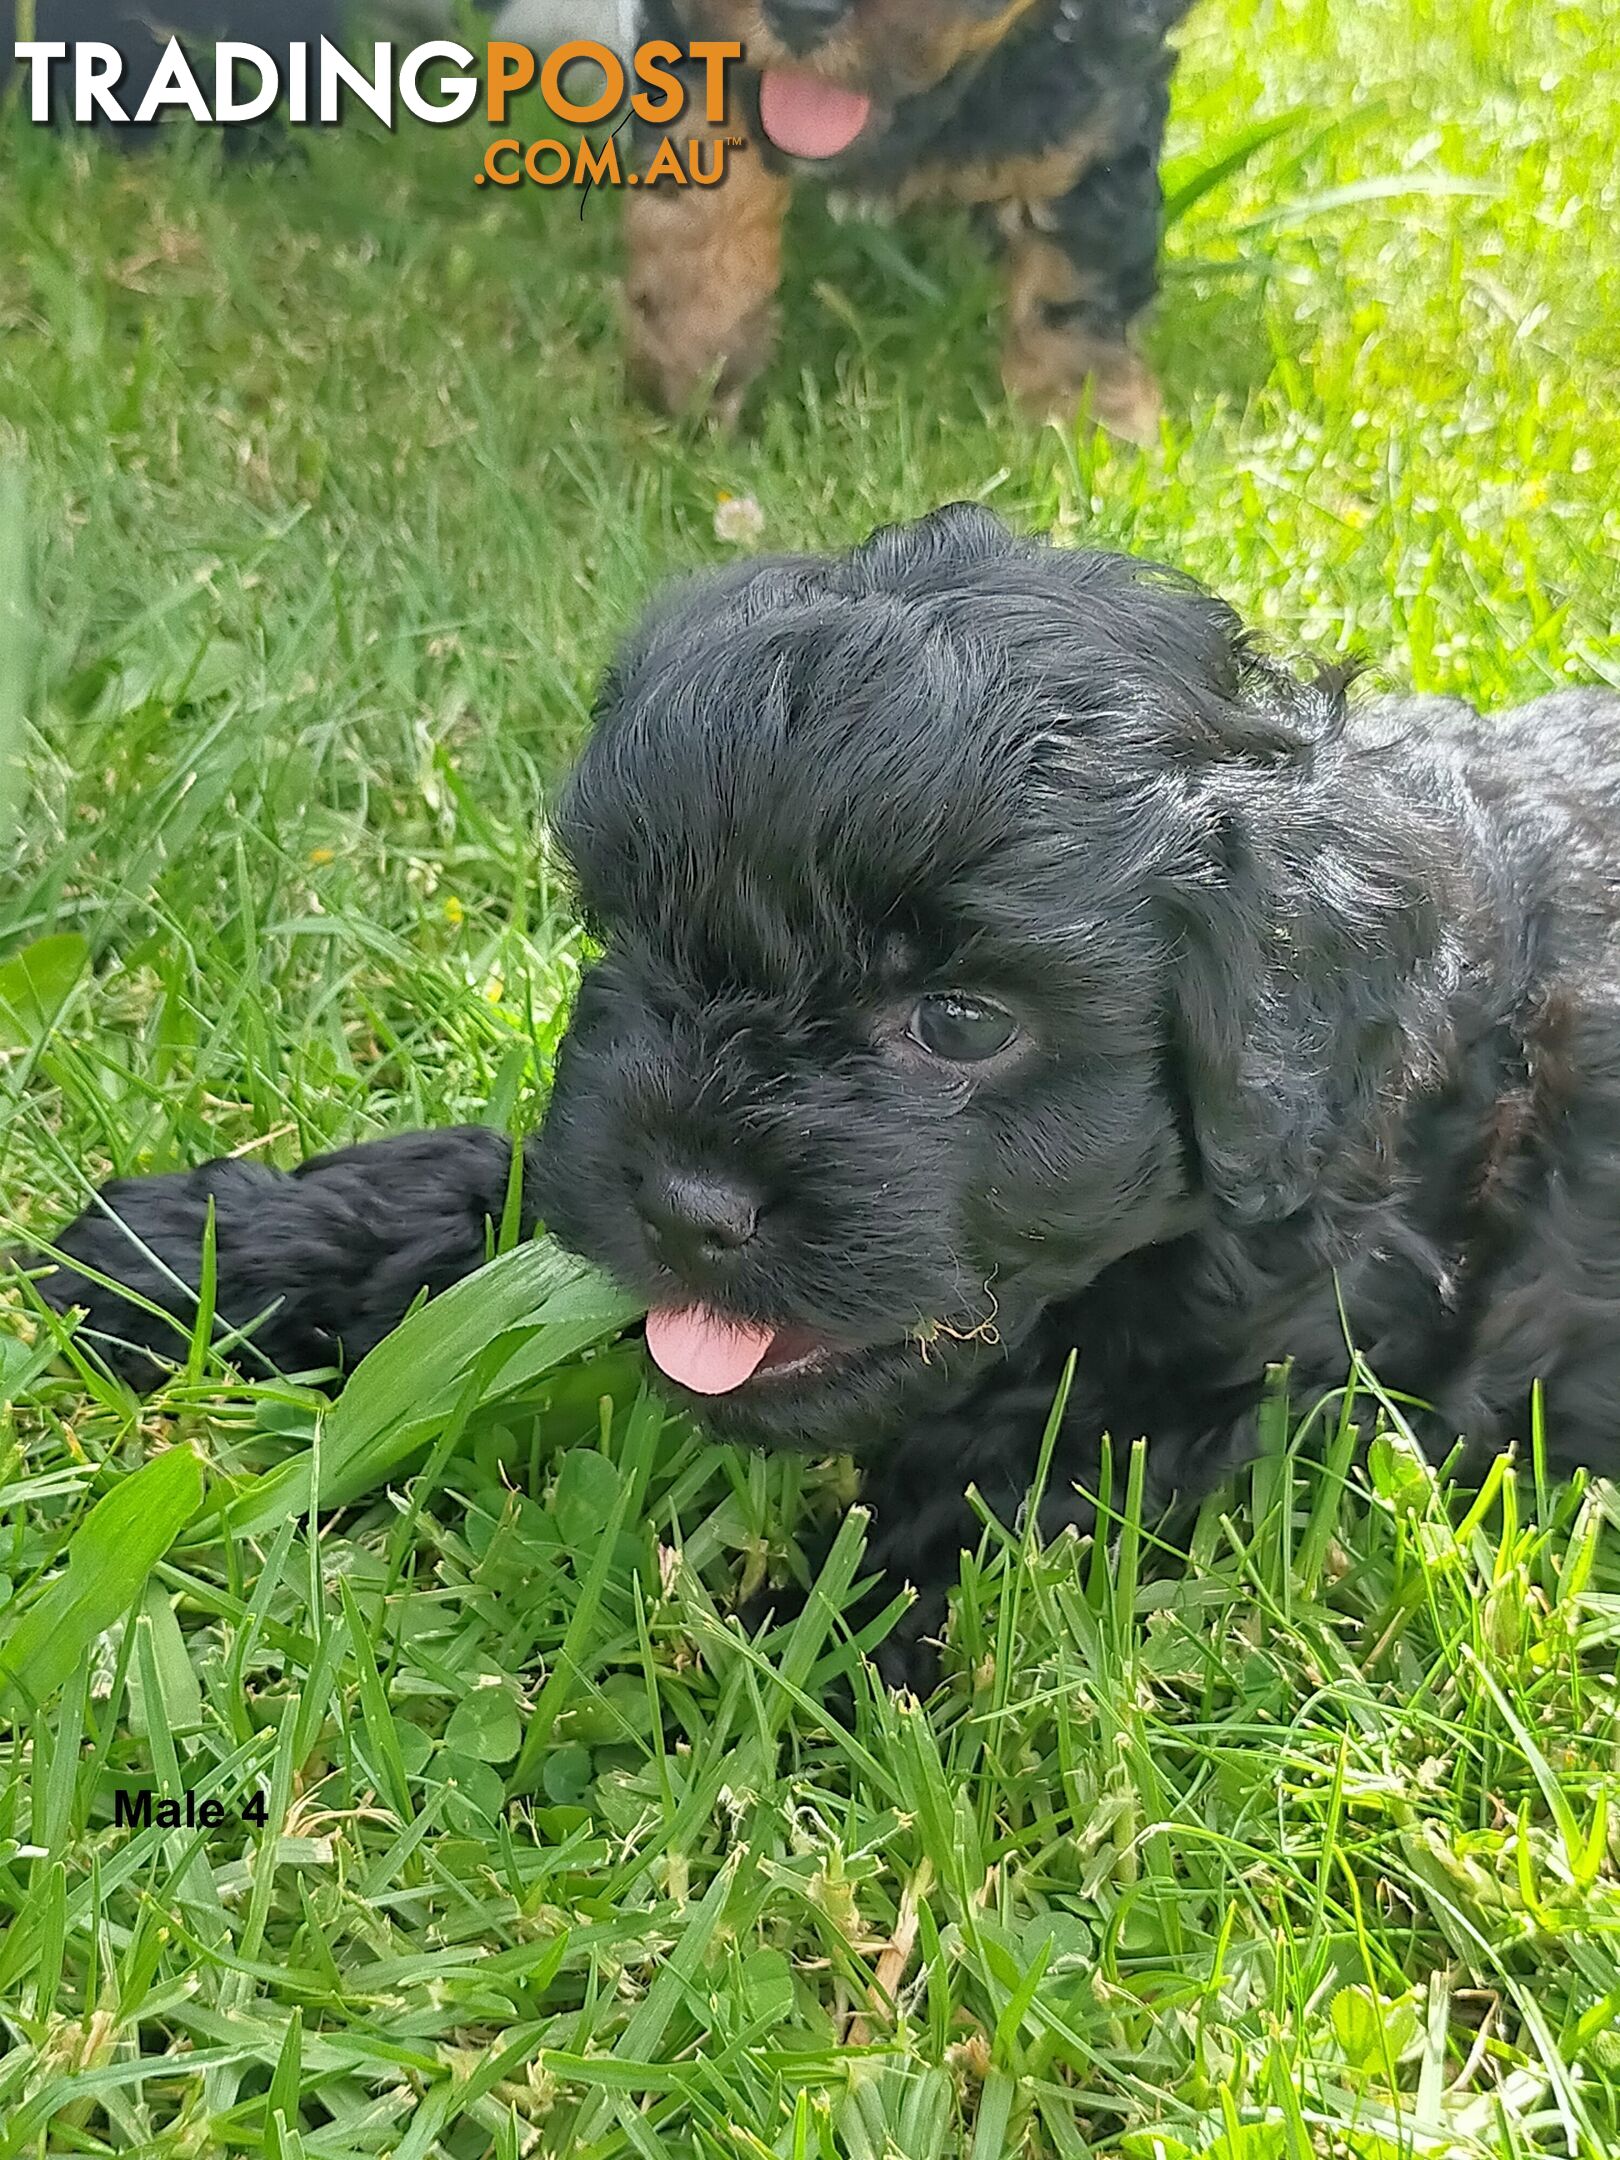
3,0,1620,2149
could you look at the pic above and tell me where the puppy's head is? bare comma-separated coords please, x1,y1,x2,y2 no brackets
665,0,1046,159
534,505,1353,1451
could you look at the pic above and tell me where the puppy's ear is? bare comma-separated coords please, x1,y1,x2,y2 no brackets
1164,761,1446,1226
1164,816,1340,1224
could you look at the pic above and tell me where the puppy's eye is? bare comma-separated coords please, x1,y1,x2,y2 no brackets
909,993,1019,1062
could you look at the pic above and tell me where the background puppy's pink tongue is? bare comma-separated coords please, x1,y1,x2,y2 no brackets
645,1306,777,1394
758,69,872,159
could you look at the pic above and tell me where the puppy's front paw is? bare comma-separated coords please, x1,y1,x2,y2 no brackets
33,1159,285,1390
1002,324,1163,445
621,152,789,427
623,291,777,430
870,1588,948,1696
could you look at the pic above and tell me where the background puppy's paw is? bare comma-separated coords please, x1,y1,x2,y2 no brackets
1002,324,1164,443
623,310,775,431
621,150,788,426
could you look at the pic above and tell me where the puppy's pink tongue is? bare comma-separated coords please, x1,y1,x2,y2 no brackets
645,1305,777,1395
758,69,872,159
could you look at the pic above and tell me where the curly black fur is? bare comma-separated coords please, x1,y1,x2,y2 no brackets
36,1130,538,1392
37,508,1620,1683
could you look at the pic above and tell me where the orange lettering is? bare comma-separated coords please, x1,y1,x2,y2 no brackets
632,39,685,126
687,39,742,124
540,40,625,125
485,42,534,125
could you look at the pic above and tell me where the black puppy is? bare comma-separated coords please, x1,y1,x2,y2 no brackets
38,508,1620,1679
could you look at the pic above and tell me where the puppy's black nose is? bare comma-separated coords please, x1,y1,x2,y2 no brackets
763,0,851,56
638,1169,759,1268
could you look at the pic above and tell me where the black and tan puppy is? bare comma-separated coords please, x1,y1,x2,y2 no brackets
626,0,1189,436
38,509,1620,1683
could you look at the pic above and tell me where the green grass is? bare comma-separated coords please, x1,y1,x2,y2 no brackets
3,0,1620,2147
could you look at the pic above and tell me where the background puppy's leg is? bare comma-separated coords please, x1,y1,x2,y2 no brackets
622,129,790,426
33,1127,534,1391
998,89,1170,442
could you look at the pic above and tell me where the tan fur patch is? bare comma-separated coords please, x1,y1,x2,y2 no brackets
623,129,791,423
999,228,1163,442
897,121,1113,210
